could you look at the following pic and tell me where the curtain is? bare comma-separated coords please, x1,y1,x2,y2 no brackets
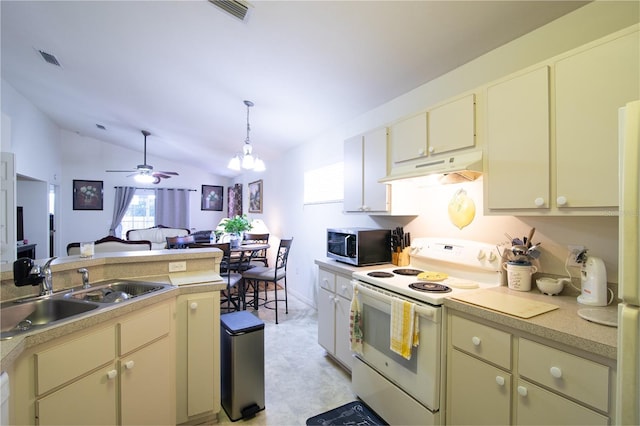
156,188,190,229
109,186,136,237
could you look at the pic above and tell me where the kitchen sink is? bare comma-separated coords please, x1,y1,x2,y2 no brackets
1,280,173,340
1,298,99,339
64,281,169,303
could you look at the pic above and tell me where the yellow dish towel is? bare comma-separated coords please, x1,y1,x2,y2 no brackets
349,288,363,355
390,298,419,360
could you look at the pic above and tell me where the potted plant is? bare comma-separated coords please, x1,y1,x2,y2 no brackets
218,215,252,248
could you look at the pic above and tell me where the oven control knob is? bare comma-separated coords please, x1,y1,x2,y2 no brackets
477,250,486,260
472,336,481,346
488,252,497,262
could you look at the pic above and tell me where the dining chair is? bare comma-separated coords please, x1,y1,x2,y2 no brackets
194,242,244,312
242,233,270,267
166,234,196,249
242,238,293,324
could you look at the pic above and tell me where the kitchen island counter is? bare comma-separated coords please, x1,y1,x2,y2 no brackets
444,285,618,360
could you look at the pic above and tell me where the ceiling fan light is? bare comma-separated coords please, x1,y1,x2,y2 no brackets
135,173,155,184
228,155,241,171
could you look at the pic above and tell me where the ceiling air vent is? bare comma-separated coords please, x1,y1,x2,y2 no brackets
208,0,250,21
38,49,62,67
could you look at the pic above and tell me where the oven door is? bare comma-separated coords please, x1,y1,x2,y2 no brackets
353,281,442,411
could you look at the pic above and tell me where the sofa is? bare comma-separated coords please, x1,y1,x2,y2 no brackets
67,236,152,255
126,225,191,249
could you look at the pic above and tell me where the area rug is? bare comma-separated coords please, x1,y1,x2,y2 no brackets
306,401,387,425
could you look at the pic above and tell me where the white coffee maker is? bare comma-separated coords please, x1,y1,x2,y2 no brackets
577,256,609,306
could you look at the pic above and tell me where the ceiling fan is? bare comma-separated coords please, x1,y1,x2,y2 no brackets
106,130,179,184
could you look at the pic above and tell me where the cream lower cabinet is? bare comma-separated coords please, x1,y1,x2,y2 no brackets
446,312,612,425
317,266,354,371
176,290,221,424
12,300,175,425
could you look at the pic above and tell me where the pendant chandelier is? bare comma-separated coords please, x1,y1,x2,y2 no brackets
228,100,265,172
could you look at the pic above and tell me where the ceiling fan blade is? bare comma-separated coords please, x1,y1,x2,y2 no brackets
106,169,136,173
153,173,172,179
156,171,179,176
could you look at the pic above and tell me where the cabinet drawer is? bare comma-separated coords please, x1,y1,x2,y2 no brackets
120,302,171,355
36,325,116,395
516,378,608,425
518,338,609,412
335,275,353,300
318,268,336,292
451,315,511,369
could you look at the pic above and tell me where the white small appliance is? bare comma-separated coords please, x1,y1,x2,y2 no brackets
577,256,608,306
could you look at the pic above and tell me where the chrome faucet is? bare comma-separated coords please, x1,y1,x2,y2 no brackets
78,268,90,289
38,257,57,296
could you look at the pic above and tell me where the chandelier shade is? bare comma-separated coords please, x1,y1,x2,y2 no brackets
228,100,265,172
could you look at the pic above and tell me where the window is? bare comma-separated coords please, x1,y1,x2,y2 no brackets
120,190,155,237
304,162,344,204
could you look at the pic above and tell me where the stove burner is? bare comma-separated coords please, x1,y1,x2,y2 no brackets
367,271,395,278
392,268,423,276
409,282,452,293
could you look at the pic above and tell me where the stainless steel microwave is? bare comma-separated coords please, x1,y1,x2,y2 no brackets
327,228,391,266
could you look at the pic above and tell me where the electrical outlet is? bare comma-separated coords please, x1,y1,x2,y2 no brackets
567,245,586,267
169,261,187,272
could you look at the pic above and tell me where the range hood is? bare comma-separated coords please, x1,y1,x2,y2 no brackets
379,149,483,184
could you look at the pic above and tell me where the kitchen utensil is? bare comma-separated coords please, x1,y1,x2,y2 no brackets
527,227,536,248
503,261,538,291
536,277,570,295
577,256,612,306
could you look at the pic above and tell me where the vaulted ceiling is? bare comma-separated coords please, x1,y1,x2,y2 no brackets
1,1,589,177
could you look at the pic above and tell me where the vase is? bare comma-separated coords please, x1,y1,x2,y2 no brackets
230,234,241,249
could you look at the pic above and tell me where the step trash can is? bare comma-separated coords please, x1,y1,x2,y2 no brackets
220,311,265,421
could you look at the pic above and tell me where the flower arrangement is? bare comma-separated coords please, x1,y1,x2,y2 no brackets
80,185,98,202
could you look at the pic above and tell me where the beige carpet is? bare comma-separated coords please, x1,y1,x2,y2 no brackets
216,291,355,425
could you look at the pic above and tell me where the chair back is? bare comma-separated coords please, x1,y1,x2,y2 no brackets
166,234,196,249
202,242,232,273
243,232,269,266
275,238,293,272
67,236,152,255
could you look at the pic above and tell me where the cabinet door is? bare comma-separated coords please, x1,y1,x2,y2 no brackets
555,31,639,208
186,293,216,417
516,379,608,425
486,66,550,210
334,294,353,370
36,365,118,425
120,336,173,425
429,94,475,155
448,349,511,425
317,286,336,354
362,127,389,212
343,134,364,212
390,112,427,164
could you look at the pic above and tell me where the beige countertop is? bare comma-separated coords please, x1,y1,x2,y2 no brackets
444,286,618,360
1,249,225,371
315,257,618,361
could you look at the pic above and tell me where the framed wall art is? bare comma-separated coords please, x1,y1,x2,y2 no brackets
201,185,223,211
73,180,103,210
227,183,243,217
248,179,263,213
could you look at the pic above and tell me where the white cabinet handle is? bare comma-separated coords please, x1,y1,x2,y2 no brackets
341,284,347,291
495,376,505,386
418,148,426,156
471,336,481,346
557,196,567,206
534,197,545,207
190,302,198,310
107,369,118,380
550,366,562,378
517,386,528,397
428,146,435,154
124,360,135,370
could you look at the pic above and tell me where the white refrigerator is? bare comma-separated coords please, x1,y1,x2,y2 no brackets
617,99,640,425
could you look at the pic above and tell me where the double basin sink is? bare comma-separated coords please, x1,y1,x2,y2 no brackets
1,280,173,340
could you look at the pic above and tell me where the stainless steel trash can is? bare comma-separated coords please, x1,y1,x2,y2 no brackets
220,311,265,421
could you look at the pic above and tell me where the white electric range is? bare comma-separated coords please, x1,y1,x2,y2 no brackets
352,237,503,306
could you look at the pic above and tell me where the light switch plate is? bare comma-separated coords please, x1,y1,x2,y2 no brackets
169,261,187,272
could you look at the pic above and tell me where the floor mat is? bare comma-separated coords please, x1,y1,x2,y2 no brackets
306,401,387,425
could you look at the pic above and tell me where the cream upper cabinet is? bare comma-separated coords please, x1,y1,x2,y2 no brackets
428,94,475,155
555,30,639,209
176,291,221,424
343,127,389,213
390,112,427,164
486,66,550,210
